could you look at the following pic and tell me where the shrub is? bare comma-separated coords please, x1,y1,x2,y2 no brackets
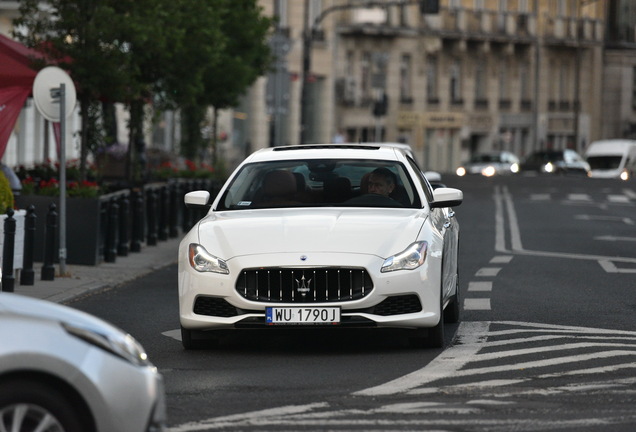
0,172,15,214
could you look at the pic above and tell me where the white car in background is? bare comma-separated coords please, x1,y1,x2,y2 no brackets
0,293,166,432
456,151,520,177
178,144,463,349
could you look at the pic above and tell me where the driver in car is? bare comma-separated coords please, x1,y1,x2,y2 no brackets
367,167,396,197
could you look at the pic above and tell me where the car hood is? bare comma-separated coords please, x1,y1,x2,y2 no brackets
0,292,123,336
197,208,428,259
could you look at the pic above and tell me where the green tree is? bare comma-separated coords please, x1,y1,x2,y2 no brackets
185,0,273,164
15,0,271,179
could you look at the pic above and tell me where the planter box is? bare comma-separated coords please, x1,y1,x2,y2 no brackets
16,195,104,265
0,209,26,270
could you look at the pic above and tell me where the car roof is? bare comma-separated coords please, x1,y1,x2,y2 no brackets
246,144,404,163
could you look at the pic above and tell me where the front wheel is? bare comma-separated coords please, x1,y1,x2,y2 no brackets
0,380,91,432
444,276,461,324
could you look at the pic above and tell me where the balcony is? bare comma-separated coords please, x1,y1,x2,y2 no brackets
544,15,604,47
423,7,535,47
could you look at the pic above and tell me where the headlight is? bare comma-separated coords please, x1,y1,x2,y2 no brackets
620,170,629,181
63,323,152,367
381,241,428,273
188,243,229,274
456,167,466,176
543,162,554,173
510,163,519,173
481,166,496,177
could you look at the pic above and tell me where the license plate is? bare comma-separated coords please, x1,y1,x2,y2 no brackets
266,307,340,325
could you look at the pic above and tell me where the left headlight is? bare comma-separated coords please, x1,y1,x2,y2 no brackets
63,323,152,367
381,241,428,273
188,243,229,274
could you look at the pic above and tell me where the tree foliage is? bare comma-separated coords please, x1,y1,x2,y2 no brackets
14,0,272,181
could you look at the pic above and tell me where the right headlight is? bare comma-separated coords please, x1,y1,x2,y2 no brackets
456,167,466,176
63,323,152,367
381,241,428,273
188,243,229,274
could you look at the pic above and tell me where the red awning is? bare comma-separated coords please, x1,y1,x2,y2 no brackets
0,34,47,158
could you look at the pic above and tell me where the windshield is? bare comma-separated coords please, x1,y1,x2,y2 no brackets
217,159,421,210
587,156,622,170
470,153,502,163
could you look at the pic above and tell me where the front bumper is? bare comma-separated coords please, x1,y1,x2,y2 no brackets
179,252,442,331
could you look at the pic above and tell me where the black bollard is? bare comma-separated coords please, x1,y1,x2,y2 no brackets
158,186,169,241
130,190,143,252
104,198,119,262
1,209,16,292
182,181,192,233
169,183,179,238
146,188,158,246
20,205,36,286
41,203,57,281
117,194,130,256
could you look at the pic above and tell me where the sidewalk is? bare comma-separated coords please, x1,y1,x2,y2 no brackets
9,236,182,304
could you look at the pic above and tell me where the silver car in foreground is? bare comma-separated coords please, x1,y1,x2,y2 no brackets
0,293,166,432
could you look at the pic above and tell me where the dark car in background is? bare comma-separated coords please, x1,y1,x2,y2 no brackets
519,149,591,176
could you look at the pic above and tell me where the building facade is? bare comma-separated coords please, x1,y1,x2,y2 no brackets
3,1,636,175
248,0,609,172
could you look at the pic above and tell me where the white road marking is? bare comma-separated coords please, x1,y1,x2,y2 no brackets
623,189,636,199
567,193,592,201
475,267,501,277
608,194,630,203
354,321,489,396
468,281,492,292
490,255,513,263
576,214,634,225
595,235,636,241
598,260,636,274
530,193,550,200
464,298,491,310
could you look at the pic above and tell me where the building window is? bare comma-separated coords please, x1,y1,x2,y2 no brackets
308,0,323,28
400,54,413,103
518,0,529,13
426,55,438,102
520,60,532,109
632,67,636,110
449,0,461,10
475,60,488,108
275,0,288,28
361,52,372,102
450,59,463,104
474,0,485,10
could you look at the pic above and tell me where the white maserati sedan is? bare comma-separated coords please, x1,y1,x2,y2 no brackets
178,144,462,349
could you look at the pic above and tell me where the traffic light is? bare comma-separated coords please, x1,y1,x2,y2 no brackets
373,93,388,117
420,0,440,14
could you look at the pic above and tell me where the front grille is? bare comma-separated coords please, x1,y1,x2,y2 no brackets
373,295,422,316
236,267,374,303
193,296,239,317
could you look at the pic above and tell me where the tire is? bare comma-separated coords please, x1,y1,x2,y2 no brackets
181,326,217,349
444,276,461,324
426,305,445,348
0,379,89,432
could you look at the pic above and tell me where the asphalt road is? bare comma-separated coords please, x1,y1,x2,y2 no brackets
70,174,636,431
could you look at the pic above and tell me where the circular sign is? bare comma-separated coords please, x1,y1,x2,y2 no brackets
32,66,77,122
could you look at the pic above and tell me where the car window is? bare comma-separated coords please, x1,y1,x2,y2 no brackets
217,159,422,210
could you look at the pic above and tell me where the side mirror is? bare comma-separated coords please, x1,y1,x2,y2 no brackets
184,190,211,209
431,187,463,208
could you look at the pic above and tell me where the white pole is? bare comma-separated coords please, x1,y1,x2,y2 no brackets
59,83,67,275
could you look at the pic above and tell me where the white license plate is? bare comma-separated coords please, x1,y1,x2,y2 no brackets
266,307,340,325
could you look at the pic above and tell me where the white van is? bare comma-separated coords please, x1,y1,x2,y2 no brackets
585,139,636,180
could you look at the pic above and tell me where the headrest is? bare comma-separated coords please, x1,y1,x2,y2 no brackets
262,170,297,196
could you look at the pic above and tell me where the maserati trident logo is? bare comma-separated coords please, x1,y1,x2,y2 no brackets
295,273,312,296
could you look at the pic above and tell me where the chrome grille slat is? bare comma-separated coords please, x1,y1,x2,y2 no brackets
236,267,374,303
